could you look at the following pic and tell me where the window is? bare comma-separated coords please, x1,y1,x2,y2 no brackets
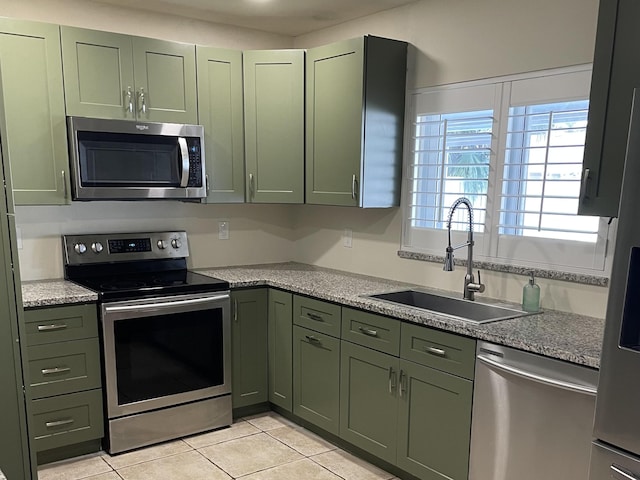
402,67,611,273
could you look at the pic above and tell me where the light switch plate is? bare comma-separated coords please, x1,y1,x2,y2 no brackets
218,221,229,240
343,228,352,248
16,227,22,249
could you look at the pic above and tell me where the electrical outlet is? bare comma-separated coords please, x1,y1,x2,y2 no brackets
343,228,352,248
218,221,229,240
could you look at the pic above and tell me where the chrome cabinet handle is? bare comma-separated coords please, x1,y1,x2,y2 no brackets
41,367,71,375
426,346,446,357
305,335,320,344
37,323,68,332
233,299,238,322
178,137,189,188
125,86,133,113
62,170,68,199
580,167,590,203
46,418,74,428
612,465,640,480
388,366,394,393
359,327,378,337
306,312,323,322
249,173,254,199
137,87,147,114
399,369,406,397
351,174,357,200
206,174,210,193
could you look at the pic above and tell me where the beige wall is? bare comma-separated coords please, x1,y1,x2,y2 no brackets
0,0,293,49
8,0,608,317
295,0,600,89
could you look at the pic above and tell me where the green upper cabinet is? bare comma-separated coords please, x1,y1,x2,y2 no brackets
196,46,245,203
61,26,197,124
243,50,304,204
268,289,293,411
231,289,268,409
306,36,407,207
579,0,629,217
0,19,70,205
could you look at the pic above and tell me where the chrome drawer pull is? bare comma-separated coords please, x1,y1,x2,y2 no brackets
426,346,446,357
305,335,320,344
41,367,71,376
611,465,640,480
45,418,74,429
306,313,323,322
359,327,378,337
37,324,68,332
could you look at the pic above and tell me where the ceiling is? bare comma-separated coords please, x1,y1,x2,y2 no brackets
88,0,417,36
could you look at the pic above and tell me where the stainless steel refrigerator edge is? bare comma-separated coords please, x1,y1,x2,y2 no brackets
0,71,35,479
589,90,640,479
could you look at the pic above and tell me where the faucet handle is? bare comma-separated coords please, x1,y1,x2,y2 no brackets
476,270,486,293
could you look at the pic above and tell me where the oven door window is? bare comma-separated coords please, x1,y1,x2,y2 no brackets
113,308,224,405
78,131,181,187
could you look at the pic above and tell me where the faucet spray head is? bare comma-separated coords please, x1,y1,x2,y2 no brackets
443,246,455,271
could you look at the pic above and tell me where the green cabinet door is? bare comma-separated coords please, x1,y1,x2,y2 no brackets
396,359,473,480
243,50,304,204
61,27,136,120
293,326,340,435
231,289,268,409
132,36,198,124
268,289,293,411
197,46,245,203
306,36,407,207
0,19,70,205
579,0,623,217
340,340,399,464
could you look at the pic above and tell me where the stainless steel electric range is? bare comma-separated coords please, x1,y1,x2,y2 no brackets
63,231,231,454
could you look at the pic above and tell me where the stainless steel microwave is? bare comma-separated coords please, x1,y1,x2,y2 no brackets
67,117,206,201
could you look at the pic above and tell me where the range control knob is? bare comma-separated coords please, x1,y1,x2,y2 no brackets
91,242,104,254
74,243,87,254
171,238,182,249
157,240,168,250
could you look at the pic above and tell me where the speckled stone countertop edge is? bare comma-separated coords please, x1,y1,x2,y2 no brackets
20,263,604,369
397,250,610,287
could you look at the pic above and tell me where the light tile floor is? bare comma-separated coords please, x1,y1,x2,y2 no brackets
38,412,401,480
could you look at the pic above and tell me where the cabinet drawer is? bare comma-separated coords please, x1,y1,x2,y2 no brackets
341,308,400,356
31,389,104,453
27,338,102,399
24,304,98,346
293,295,341,337
400,322,476,380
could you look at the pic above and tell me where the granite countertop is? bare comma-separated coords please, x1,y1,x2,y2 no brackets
20,262,605,368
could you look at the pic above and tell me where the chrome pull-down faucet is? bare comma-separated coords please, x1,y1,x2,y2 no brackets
443,197,485,301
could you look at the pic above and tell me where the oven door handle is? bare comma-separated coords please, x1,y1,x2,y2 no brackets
178,137,190,188
104,294,229,319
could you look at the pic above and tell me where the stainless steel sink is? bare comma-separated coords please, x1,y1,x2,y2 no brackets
368,289,532,324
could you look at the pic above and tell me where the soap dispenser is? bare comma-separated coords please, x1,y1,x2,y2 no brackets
522,272,540,313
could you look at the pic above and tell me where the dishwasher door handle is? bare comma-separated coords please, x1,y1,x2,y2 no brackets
477,354,597,396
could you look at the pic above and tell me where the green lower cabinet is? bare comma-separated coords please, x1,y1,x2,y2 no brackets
231,289,268,409
396,359,473,480
293,326,340,435
268,289,293,411
340,340,399,464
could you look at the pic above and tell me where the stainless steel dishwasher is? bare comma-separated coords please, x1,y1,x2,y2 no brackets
469,341,598,480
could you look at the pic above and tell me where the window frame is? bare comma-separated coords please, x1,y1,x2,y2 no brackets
401,65,614,276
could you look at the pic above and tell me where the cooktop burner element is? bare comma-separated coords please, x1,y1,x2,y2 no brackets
63,231,229,301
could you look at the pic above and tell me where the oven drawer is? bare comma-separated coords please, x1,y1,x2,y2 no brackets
293,295,342,337
27,338,102,399
24,304,98,346
400,322,476,380
341,308,400,356
31,389,104,453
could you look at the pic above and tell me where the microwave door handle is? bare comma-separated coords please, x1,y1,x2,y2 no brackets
178,137,189,187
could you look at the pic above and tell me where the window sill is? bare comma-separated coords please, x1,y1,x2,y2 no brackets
397,250,609,287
